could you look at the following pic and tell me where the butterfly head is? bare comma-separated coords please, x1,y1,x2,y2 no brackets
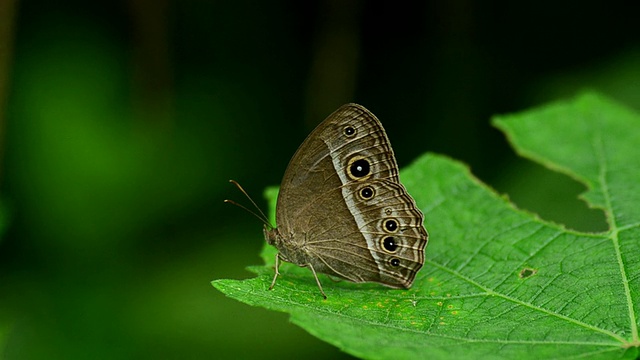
263,225,279,246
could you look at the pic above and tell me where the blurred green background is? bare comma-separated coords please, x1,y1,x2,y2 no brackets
0,1,638,359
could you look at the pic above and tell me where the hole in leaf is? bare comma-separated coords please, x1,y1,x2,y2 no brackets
519,267,537,279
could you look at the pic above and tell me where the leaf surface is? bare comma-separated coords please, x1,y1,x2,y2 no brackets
213,93,640,359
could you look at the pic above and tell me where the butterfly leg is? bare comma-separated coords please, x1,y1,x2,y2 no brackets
305,263,327,300
269,253,281,290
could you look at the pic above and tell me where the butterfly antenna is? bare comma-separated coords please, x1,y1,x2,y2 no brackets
224,180,273,229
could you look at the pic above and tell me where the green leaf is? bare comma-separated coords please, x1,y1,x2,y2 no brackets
213,93,640,359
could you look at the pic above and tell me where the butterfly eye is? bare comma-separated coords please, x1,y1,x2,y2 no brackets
358,186,375,200
381,236,399,253
389,258,401,267
347,157,371,179
343,125,356,137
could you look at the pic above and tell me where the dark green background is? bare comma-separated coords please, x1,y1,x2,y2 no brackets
0,1,638,359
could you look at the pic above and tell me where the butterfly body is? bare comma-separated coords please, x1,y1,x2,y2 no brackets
265,104,428,297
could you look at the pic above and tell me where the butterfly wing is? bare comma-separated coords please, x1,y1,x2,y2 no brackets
275,104,428,288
